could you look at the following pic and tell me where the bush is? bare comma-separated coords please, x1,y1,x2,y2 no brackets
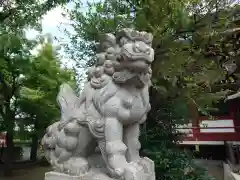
140,95,215,180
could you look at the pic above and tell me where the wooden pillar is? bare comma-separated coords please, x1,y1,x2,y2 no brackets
188,101,200,136
225,142,237,165
232,100,240,132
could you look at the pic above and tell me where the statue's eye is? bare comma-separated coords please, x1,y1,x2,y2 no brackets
120,38,128,45
116,55,124,62
133,44,141,53
146,49,151,55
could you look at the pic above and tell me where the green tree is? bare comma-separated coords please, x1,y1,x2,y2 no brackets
0,30,35,175
65,0,239,179
65,0,134,67
18,35,77,161
0,0,71,175
0,0,70,28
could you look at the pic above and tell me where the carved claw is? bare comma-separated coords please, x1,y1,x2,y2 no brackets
47,143,55,149
115,168,124,177
108,167,124,179
59,164,64,172
50,160,54,166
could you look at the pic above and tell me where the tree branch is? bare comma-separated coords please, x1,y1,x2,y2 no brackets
0,8,16,22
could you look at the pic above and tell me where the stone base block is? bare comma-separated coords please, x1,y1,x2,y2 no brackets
125,157,155,180
45,157,155,180
45,171,81,180
45,170,115,180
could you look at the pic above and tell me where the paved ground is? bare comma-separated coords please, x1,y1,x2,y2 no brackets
194,159,224,180
0,166,50,180
207,163,224,180
21,147,31,161
0,159,224,180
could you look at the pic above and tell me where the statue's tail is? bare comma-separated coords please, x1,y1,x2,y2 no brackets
56,83,82,130
57,83,79,122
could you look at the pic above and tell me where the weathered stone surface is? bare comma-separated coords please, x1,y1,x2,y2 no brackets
42,28,155,180
45,170,115,180
45,157,155,180
45,172,80,180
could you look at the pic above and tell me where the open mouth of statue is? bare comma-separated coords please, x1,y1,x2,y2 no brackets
121,47,153,65
127,75,146,88
115,55,149,74
125,61,149,73
112,70,147,88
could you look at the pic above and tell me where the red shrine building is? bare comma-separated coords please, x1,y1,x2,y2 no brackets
176,97,240,163
175,12,240,163
0,131,6,147
177,99,240,145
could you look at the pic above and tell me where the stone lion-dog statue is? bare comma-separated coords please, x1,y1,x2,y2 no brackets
42,28,155,180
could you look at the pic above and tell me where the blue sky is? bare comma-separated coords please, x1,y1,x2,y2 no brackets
26,0,96,39
26,0,97,69
26,2,73,40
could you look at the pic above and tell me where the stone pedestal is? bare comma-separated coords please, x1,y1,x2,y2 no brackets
45,157,155,180
45,171,115,180
45,172,80,180
125,157,155,180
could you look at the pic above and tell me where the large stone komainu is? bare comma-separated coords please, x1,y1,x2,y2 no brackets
42,28,155,180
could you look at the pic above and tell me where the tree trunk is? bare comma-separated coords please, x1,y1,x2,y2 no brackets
3,126,14,176
30,135,38,161
30,119,39,161
30,133,38,161
188,101,199,127
3,106,15,176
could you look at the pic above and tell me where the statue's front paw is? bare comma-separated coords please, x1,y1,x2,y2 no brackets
58,164,64,172
48,143,55,149
109,167,124,179
115,168,124,177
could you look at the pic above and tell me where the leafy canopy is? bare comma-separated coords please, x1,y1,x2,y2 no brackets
17,35,77,138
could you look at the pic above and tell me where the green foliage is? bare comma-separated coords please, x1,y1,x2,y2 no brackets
0,0,73,134
18,36,77,138
65,0,134,67
66,0,235,110
0,31,77,137
135,0,237,111
141,96,215,180
0,29,35,132
0,0,74,174
0,0,71,29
